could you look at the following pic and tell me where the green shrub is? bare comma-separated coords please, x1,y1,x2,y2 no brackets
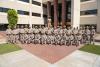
7,9,18,29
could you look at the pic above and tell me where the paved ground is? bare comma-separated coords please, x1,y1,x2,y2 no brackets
0,32,6,44
18,44,83,64
0,50,100,67
55,50,100,67
0,50,50,67
95,34,100,40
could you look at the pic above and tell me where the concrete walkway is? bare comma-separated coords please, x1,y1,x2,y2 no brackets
0,50,100,67
55,50,100,67
0,50,50,67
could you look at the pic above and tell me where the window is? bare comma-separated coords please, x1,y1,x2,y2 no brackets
19,0,29,3
32,0,41,6
80,9,97,15
43,4,47,8
32,12,41,17
18,10,29,15
43,14,47,18
0,7,9,13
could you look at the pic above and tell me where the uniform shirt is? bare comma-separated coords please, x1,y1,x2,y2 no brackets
32,28,35,33
35,29,39,34
16,28,20,34
63,29,67,34
37,34,41,39
64,34,69,40
82,29,85,35
86,29,91,35
39,28,42,33
75,29,78,35
67,29,72,35
91,29,95,35
6,29,12,34
41,29,45,34
19,29,25,33
59,29,64,35
70,35,74,40
57,35,61,40
78,30,82,35
24,28,29,33
77,34,82,40
44,27,48,34
43,34,47,40
12,29,18,34
28,29,33,33
50,35,54,41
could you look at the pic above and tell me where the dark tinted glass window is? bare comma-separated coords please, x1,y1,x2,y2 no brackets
32,1,41,6
80,9,97,15
18,10,29,15
43,14,47,18
0,7,9,13
43,4,47,8
19,0,29,3
32,12,41,17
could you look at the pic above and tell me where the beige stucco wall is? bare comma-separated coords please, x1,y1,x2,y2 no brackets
97,0,100,33
80,0,97,11
80,15,97,25
80,0,98,26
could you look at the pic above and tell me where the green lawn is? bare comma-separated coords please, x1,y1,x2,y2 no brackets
0,43,21,54
79,44,100,55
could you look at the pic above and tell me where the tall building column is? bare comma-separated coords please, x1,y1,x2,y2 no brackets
97,0,100,33
54,0,58,29
29,0,32,28
62,0,66,28
71,0,80,28
47,1,51,28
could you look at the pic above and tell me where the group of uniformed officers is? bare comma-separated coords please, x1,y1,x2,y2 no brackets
6,25,96,46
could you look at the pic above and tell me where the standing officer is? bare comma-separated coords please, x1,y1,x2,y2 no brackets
27,27,33,44
12,26,19,44
91,26,96,44
76,29,82,46
81,26,86,44
86,26,91,44
15,25,20,43
6,26,12,43
19,25,25,44
24,25,29,44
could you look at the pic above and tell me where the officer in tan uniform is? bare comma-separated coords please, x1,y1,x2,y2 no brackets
12,27,19,44
76,29,82,46
91,26,96,44
19,25,25,44
27,27,33,44
23,25,29,44
50,33,55,45
70,33,74,46
86,26,91,44
6,26,12,43
67,27,72,45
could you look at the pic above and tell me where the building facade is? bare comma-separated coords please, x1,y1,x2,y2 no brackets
0,0,45,30
0,0,100,32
